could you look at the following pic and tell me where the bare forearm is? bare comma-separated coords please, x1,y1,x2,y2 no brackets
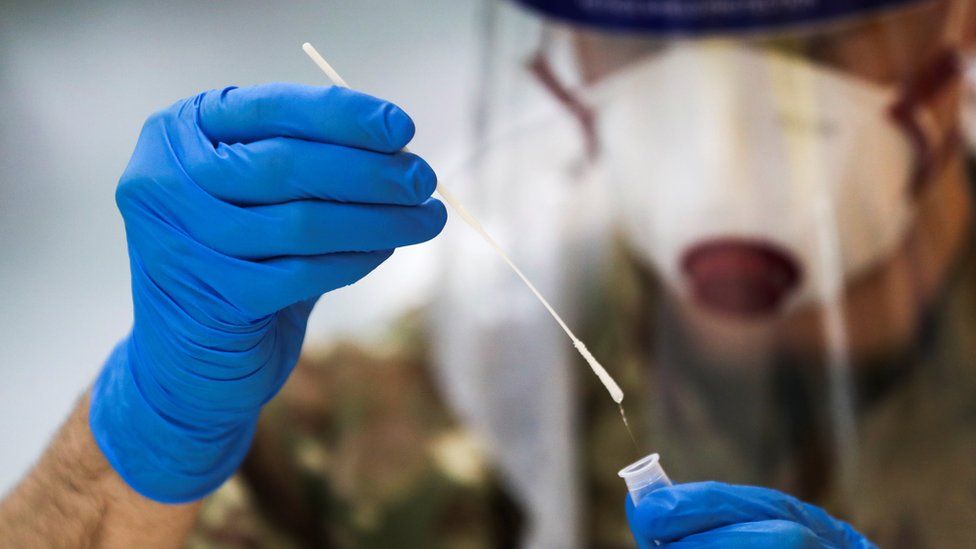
0,393,200,548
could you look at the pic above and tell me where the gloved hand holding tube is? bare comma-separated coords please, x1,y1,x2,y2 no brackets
89,83,447,503
625,481,877,548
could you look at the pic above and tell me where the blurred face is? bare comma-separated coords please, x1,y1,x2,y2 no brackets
572,1,973,361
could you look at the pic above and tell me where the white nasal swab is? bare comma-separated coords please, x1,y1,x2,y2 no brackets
303,42,350,88
301,42,624,405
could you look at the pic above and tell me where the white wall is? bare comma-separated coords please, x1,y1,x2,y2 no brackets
0,0,481,494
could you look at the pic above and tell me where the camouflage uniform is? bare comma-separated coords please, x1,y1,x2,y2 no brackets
188,314,522,548
192,211,976,549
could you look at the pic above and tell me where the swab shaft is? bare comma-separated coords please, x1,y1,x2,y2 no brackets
302,42,623,404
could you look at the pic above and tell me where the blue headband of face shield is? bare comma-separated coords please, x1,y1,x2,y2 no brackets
512,0,929,34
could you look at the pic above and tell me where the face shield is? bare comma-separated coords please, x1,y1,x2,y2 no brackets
432,2,976,547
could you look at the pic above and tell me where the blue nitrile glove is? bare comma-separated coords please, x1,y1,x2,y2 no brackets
626,482,876,548
90,83,446,503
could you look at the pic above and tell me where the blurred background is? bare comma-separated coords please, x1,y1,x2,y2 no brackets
0,0,481,495
4,3,976,547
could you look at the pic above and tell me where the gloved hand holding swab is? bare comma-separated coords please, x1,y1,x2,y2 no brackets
301,42,626,408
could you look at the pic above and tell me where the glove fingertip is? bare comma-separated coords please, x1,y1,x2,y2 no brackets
426,198,449,235
407,154,438,203
381,102,416,152
626,494,670,548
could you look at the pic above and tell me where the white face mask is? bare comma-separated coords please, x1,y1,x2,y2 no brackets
591,43,920,317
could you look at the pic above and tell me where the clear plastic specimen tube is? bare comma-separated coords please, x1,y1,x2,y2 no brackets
618,453,672,505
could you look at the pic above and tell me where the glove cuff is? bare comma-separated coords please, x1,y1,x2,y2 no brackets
90,338,257,503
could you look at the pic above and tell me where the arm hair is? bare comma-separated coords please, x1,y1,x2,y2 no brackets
0,393,201,548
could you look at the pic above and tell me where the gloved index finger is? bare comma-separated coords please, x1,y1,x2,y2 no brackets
196,83,415,153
